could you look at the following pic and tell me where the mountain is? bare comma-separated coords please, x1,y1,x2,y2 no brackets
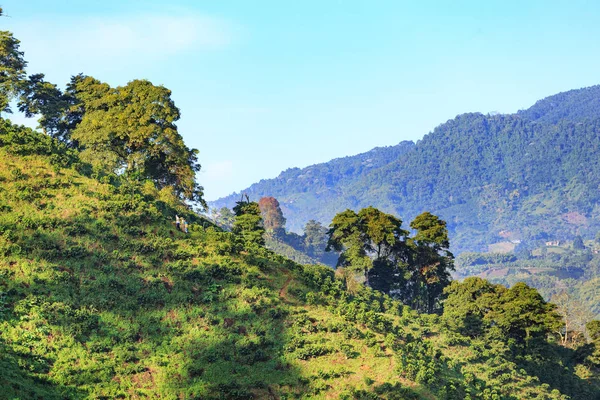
2,121,599,399
518,84,600,124
211,85,600,253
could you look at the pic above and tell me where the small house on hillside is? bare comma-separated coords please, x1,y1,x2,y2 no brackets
545,240,561,246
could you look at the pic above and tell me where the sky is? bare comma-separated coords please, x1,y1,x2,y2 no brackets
3,0,600,201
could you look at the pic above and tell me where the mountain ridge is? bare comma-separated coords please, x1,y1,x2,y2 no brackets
211,85,600,253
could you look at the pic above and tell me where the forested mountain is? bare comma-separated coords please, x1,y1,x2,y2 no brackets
518,84,600,124
211,85,600,253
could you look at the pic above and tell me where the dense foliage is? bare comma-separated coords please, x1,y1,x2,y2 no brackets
455,241,600,320
2,7,600,398
258,196,286,234
0,20,205,205
325,208,453,314
233,196,266,247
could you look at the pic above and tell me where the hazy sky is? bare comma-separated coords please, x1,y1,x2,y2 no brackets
4,1,600,200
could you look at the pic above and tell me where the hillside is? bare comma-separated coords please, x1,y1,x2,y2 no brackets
212,141,415,234
2,122,599,399
211,86,600,253
518,85,600,124
455,240,600,320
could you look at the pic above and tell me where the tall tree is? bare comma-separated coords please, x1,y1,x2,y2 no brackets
18,73,111,144
303,219,328,258
442,277,504,338
444,279,562,346
409,211,454,314
0,29,26,114
489,282,562,345
233,197,265,247
17,73,69,140
587,320,600,367
327,207,408,287
70,79,205,204
327,209,372,282
551,291,594,347
258,196,286,235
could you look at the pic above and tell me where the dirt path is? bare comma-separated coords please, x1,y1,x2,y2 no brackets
279,270,292,300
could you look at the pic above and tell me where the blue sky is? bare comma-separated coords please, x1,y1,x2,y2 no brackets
4,1,600,200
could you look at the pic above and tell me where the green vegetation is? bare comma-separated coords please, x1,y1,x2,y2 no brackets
2,8,600,399
211,86,600,255
233,196,266,247
325,208,453,314
3,22,205,205
2,117,600,399
455,241,600,320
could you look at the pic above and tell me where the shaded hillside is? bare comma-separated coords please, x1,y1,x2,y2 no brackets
211,86,600,253
2,123,599,399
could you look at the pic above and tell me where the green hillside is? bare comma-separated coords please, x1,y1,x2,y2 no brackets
455,241,600,320
211,86,600,254
2,121,600,399
518,85,600,124
1,11,600,397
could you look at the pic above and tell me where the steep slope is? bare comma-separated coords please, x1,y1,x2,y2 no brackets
211,86,600,252
1,123,597,399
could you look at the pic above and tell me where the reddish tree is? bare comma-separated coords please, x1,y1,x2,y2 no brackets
258,196,286,233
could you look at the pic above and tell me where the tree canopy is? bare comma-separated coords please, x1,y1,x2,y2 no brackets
0,30,26,114
326,207,452,313
443,278,562,346
258,196,286,234
0,26,206,206
233,197,265,247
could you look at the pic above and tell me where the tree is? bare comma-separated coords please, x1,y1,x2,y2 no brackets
70,78,205,204
573,235,585,250
588,320,600,343
327,207,408,288
17,73,70,140
233,197,265,247
489,282,561,345
552,291,595,347
443,277,504,338
303,220,328,258
586,320,600,366
409,212,454,314
360,206,408,261
327,209,372,282
326,208,454,312
444,279,562,346
258,196,286,235
0,30,26,114
16,73,109,144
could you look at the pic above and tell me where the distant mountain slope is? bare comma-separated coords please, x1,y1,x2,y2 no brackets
211,86,600,252
518,84,600,124
212,141,415,232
